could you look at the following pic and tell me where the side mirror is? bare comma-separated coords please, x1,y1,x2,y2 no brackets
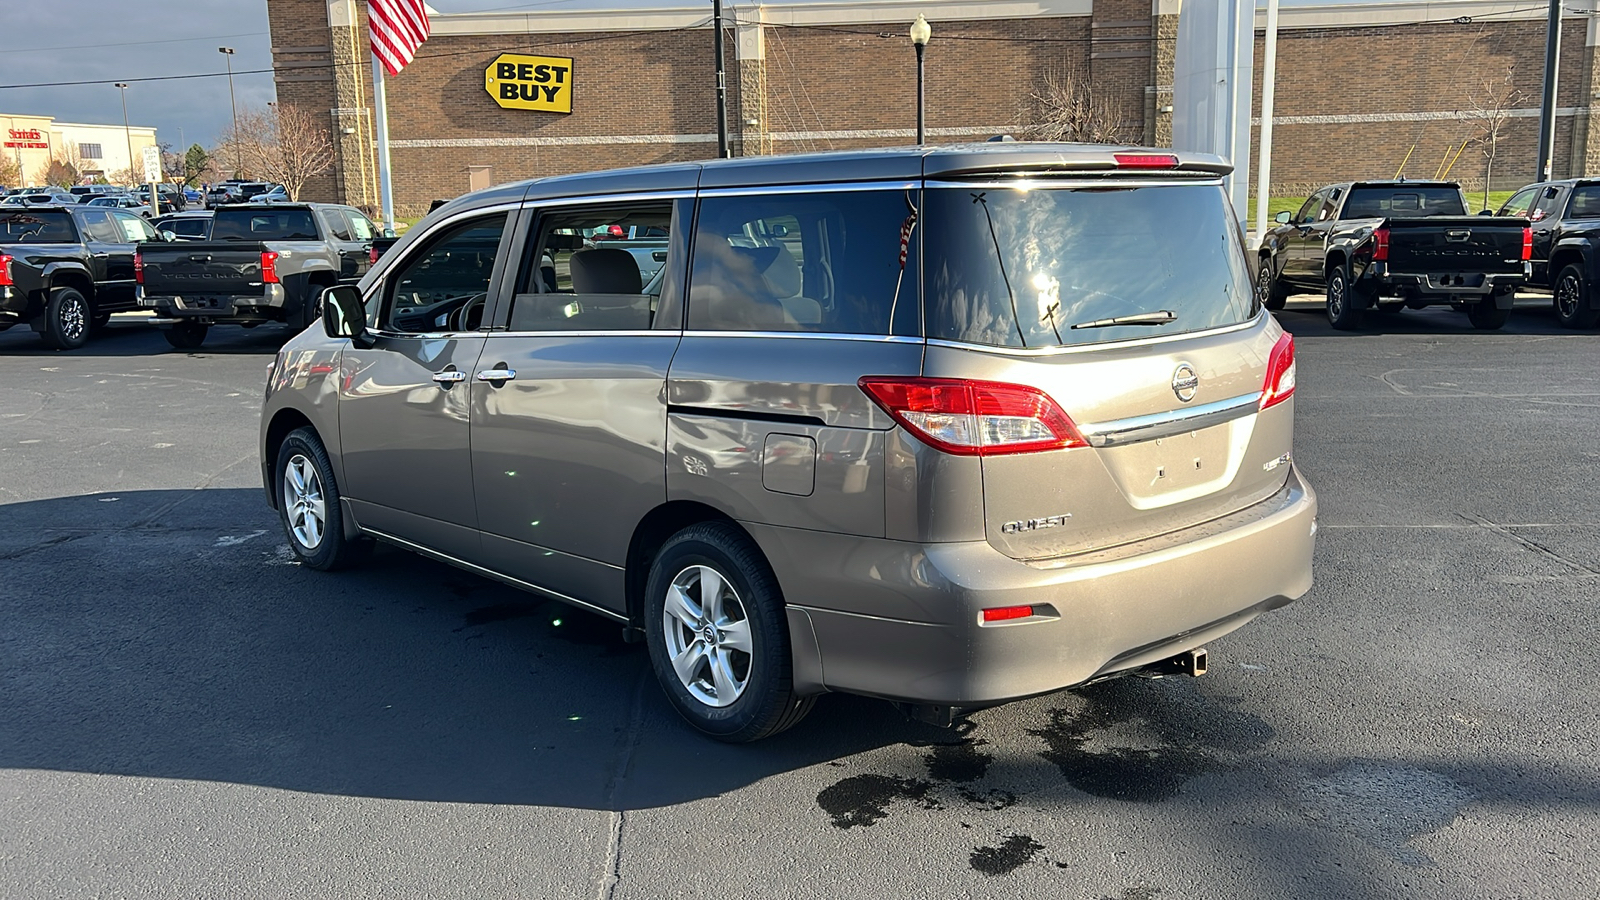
322,284,374,348
381,227,396,239
1274,211,1293,225
1478,209,1494,216
159,230,177,242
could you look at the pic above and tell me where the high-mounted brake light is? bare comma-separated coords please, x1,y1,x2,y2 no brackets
1260,332,1296,411
1371,226,1390,262
982,605,1035,623
260,250,280,284
1113,153,1178,169
858,376,1088,456
0,254,13,287
1522,226,1533,261
133,251,143,285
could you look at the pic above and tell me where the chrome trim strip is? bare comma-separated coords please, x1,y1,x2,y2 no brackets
360,527,630,623
925,178,1226,190
697,180,920,197
525,189,695,207
486,329,676,338
680,330,924,343
1079,391,1262,448
924,313,1263,356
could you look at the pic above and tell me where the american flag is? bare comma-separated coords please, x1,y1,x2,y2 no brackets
369,0,431,76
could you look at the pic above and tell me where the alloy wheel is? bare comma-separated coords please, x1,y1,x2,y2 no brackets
1328,272,1345,318
282,453,327,550
1256,262,1273,306
1557,274,1581,319
59,296,86,343
662,564,753,708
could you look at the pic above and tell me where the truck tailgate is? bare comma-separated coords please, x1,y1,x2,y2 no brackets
1386,217,1526,275
138,242,268,296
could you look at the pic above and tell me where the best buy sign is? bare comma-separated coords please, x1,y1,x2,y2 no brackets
485,53,573,114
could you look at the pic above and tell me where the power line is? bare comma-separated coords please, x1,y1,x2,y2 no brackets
0,31,268,55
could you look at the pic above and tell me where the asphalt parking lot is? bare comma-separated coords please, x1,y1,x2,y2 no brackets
3,299,1597,899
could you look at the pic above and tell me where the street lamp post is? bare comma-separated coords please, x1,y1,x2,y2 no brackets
910,15,931,145
219,47,241,175
114,83,135,186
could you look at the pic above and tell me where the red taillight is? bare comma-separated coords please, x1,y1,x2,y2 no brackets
368,246,380,265
858,376,1088,456
982,605,1034,623
260,251,280,284
0,254,12,287
1113,153,1178,169
1260,332,1296,411
1522,226,1533,261
1371,226,1390,262
133,251,143,285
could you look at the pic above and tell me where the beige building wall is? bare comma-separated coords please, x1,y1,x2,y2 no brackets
2,114,158,185
54,122,159,182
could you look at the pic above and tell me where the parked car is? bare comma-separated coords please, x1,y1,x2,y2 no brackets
68,185,124,202
5,189,76,206
129,184,186,212
137,202,379,348
86,195,154,218
258,186,289,203
183,187,203,204
1256,181,1531,330
263,143,1317,742
150,209,213,241
1493,179,1600,328
0,204,163,349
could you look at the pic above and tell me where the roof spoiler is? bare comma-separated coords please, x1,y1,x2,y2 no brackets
927,148,1232,179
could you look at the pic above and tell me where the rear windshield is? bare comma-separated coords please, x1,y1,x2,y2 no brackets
210,208,318,241
924,183,1255,349
1342,186,1465,218
0,211,76,243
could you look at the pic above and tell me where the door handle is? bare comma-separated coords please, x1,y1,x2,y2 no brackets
432,369,468,384
476,367,516,382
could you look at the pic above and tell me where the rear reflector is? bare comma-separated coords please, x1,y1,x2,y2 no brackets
1522,226,1533,261
982,605,1034,623
858,376,1088,456
0,254,12,287
1113,153,1178,169
133,251,143,285
1371,226,1390,262
1260,332,1296,410
260,251,280,284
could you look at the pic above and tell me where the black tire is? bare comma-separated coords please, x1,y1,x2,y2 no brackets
292,284,329,332
274,427,370,571
1325,265,1366,330
1466,296,1511,330
1256,256,1289,311
91,311,112,332
644,522,814,743
163,322,208,350
1553,264,1600,329
39,287,91,350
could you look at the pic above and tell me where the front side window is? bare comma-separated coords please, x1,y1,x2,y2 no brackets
506,202,670,332
686,189,919,335
1293,193,1324,224
75,209,121,244
318,208,352,241
109,211,156,243
345,209,376,240
924,182,1256,350
1498,187,1537,218
381,214,507,334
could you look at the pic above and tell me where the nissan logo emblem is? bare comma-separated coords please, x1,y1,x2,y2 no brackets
1172,363,1199,402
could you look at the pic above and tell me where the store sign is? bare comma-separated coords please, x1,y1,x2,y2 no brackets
5,128,48,149
485,53,573,114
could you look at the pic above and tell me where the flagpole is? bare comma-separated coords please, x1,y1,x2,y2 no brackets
371,53,396,234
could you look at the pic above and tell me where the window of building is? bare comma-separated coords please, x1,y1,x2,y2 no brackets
78,143,102,160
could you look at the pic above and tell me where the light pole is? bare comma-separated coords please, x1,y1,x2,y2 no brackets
910,15,931,145
219,47,241,175
114,83,134,186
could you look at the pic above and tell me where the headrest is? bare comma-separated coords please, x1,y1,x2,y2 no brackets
569,247,642,295
729,242,801,297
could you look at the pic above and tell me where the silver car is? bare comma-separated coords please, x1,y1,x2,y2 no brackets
262,143,1316,742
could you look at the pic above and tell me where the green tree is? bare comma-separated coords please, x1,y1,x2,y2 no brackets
183,143,211,186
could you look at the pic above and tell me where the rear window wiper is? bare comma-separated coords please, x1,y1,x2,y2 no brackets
1069,310,1178,330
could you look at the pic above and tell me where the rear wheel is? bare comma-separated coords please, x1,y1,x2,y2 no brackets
292,284,329,332
1256,257,1288,311
1325,266,1366,330
91,311,112,332
163,322,208,350
644,522,814,743
1553,264,1600,329
276,427,370,570
1466,295,1511,330
39,287,91,350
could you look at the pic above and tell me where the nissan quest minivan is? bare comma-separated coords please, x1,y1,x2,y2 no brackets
262,144,1316,742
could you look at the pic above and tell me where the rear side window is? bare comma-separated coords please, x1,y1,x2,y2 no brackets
924,183,1256,349
210,209,318,241
686,189,919,335
1342,187,1465,218
508,201,670,332
0,211,75,243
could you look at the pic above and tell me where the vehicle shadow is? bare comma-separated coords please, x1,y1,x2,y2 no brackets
1274,293,1574,337
0,317,293,356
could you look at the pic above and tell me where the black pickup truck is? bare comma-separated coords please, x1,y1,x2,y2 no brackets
1257,182,1531,330
137,202,379,349
1493,179,1600,328
0,205,162,350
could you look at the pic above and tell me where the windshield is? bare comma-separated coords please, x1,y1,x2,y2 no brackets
210,208,318,241
923,183,1256,349
0,211,76,243
1342,186,1465,218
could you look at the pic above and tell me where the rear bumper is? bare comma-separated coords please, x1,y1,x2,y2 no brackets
756,465,1317,706
140,283,286,321
1368,262,1529,296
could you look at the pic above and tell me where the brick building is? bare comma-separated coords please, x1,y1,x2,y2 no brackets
267,0,1600,214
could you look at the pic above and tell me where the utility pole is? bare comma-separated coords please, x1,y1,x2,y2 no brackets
219,47,241,176
713,0,729,158
115,83,134,187
1536,0,1561,182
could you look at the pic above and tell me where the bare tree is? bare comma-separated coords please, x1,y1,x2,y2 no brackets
221,104,335,200
1019,70,1139,144
1468,65,1525,211
41,144,88,187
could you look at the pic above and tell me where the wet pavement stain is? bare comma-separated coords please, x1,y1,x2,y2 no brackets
925,738,992,783
969,833,1045,876
816,774,935,828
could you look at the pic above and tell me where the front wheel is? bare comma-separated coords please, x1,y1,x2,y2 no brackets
1325,266,1366,330
1256,257,1288,311
1553,264,1600,329
275,427,369,571
39,287,91,350
163,322,209,350
644,522,814,743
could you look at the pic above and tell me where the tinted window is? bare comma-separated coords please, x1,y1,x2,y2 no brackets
1568,186,1600,218
0,211,75,243
508,202,670,332
318,208,352,241
210,209,318,241
1531,186,1566,223
1293,193,1323,224
382,214,507,334
924,183,1255,349
1499,187,1538,218
76,209,121,243
687,189,919,335
1342,187,1465,218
